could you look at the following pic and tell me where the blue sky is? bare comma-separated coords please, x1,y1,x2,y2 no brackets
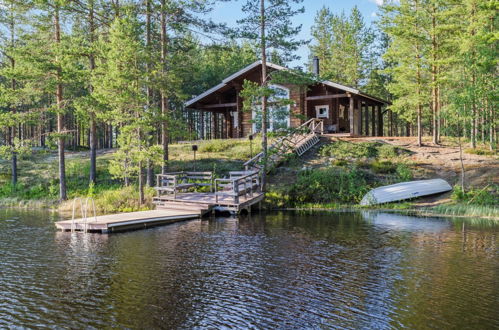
205,0,382,68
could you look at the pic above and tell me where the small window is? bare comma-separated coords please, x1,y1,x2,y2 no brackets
315,105,329,119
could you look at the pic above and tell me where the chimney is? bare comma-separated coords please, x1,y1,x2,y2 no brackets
313,56,320,76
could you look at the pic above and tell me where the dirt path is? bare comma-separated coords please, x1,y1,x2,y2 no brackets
337,136,498,186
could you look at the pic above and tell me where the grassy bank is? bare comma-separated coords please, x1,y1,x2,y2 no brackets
1,137,497,220
266,139,498,219
266,140,414,207
0,138,262,214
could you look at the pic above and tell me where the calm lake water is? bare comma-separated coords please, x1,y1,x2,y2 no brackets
0,209,497,329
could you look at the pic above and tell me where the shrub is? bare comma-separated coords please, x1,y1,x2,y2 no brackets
396,164,413,181
451,185,498,206
287,167,371,205
320,140,379,159
94,186,154,213
332,159,348,167
320,140,408,161
370,160,397,174
377,144,401,159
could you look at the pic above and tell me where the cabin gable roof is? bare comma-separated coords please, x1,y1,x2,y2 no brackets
185,60,389,108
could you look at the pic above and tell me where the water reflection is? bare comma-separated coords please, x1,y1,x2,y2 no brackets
0,209,497,328
364,211,450,232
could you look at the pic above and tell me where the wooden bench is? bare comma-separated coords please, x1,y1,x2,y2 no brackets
156,171,214,199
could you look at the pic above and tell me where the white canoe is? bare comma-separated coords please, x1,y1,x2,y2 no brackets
360,179,452,206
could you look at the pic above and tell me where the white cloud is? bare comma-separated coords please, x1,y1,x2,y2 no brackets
371,12,378,17
369,0,384,5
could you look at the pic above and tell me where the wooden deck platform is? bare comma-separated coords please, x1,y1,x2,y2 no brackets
154,192,265,213
55,209,201,233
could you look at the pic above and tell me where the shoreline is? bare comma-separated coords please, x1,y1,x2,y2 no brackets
1,198,497,221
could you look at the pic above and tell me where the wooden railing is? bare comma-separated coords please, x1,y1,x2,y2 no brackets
155,171,213,199
215,171,261,204
244,118,323,172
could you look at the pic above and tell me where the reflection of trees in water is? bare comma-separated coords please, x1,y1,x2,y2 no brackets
5,209,496,328
363,212,499,328
99,220,206,328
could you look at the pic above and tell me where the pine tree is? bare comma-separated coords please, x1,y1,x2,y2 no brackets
0,0,30,186
309,6,374,88
93,12,152,203
381,0,430,146
236,0,305,191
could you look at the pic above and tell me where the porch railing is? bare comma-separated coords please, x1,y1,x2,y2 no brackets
214,171,261,204
155,171,213,199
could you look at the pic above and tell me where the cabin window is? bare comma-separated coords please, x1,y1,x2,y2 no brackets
252,85,290,133
315,105,329,119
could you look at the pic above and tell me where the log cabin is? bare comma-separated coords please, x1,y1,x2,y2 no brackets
184,58,390,139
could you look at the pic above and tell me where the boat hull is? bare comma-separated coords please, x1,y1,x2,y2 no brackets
360,179,452,206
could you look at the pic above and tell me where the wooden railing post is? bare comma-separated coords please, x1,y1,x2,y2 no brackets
233,179,239,204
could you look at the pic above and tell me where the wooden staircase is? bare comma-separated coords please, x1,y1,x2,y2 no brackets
244,118,323,172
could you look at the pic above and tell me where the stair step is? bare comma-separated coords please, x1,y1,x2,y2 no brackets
155,201,212,215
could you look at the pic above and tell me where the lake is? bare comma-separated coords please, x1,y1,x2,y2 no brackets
0,209,497,328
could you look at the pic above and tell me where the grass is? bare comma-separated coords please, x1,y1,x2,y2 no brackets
319,140,409,160
267,140,415,209
427,204,499,219
464,148,497,156
0,138,263,211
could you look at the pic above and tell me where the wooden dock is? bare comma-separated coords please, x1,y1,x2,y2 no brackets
55,190,263,234
55,209,202,233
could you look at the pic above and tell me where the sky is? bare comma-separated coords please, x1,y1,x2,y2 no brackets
205,0,383,68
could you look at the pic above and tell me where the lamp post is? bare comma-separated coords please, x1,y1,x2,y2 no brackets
249,134,254,159
192,144,198,171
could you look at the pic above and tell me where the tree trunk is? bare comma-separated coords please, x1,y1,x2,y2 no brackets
431,7,439,145
458,122,466,193
389,110,393,136
88,0,97,184
10,63,17,186
416,51,422,146
145,0,154,186
260,0,268,192
160,0,169,174
55,5,67,201
490,101,495,151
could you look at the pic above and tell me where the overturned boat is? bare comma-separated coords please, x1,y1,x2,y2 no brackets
360,179,452,206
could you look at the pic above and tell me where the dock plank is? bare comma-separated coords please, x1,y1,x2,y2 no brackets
55,209,200,233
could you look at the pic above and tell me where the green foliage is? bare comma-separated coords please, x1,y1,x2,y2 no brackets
331,159,348,167
309,6,375,88
451,185,498,206
370,160,396,174
395,164,413,181
93,186,154,213
320,140,405,160
287,167,371,205
185,41,258,97
236,0,306,63
464,148,497,156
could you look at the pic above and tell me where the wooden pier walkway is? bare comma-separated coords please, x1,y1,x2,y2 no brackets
55,209,202,233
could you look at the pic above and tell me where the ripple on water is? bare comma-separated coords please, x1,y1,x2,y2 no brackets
0,210,498,329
